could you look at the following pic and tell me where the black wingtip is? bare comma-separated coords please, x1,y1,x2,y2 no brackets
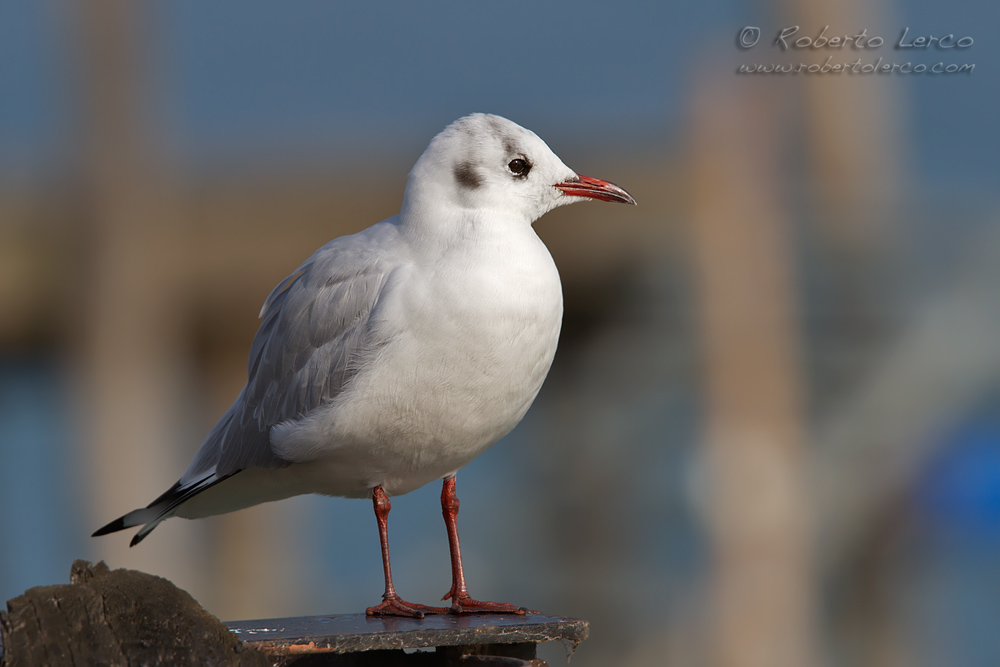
91,474,235,547
93,516,151,547
92,516,128,538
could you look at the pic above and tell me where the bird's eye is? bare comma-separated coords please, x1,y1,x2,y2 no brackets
507,158,530,177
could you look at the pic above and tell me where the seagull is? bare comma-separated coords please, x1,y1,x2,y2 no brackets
93,113,636,617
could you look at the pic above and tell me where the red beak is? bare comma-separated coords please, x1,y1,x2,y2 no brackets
554,174,636,205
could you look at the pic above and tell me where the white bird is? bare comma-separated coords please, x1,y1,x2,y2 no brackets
94,113,636,617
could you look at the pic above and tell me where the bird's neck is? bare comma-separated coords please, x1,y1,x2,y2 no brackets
399,192,532,256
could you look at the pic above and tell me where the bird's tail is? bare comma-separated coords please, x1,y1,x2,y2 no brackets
91,473,232,546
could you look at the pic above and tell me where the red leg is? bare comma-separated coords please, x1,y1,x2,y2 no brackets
366,485,449,618
440,476,527,614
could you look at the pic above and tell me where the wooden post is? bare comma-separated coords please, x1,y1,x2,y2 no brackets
688,75,816,667
1,561,586,666
74,0,205,594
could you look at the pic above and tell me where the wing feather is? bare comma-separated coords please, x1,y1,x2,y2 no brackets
97,215,406,543
186,221,401,481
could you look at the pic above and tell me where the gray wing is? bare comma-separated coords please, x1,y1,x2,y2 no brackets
92,222,403,544
181,222,399,482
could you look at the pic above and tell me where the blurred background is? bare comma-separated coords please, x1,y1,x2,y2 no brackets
1,1,998,666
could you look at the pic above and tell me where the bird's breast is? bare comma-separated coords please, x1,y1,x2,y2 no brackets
403,229,564,437
280,225,563,497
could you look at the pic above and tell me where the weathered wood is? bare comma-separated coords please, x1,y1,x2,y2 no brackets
0,560,269,667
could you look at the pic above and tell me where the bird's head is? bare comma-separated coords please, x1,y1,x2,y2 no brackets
401,113,635,227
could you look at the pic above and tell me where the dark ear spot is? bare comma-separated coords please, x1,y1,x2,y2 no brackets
454,162,483,189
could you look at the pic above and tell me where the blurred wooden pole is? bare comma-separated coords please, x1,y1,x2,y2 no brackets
781,0,903,247
688,75,816,667
73,0,306,617
74,0,203,592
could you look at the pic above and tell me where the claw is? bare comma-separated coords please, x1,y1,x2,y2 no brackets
448,594,529,615
366,594,450,618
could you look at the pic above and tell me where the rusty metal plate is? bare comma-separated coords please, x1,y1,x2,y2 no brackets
225,612,588,656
